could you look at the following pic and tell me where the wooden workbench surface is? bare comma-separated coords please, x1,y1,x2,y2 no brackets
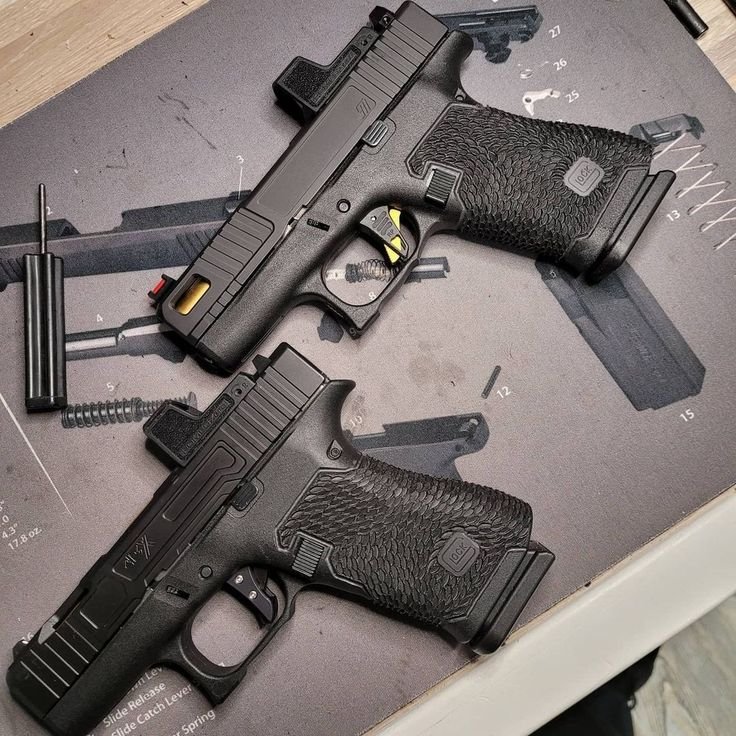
0,0,734,131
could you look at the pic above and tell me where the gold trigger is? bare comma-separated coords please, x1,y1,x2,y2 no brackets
384,208,404,264
384,239,402,265
388,207,402,230
359,205,410,266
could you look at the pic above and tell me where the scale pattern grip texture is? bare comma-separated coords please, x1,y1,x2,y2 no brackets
277,455,532,626
408,103,653,260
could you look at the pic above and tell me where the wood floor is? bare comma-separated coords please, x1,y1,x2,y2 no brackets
633,596,736,735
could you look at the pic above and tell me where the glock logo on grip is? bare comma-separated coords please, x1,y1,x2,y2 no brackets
438,532,480,576
564,157,604,196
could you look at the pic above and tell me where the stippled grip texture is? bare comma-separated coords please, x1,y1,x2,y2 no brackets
277,454,532,626
408,103,653,260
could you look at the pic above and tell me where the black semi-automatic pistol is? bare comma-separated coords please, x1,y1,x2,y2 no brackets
151,2,674,373
7,344,552,735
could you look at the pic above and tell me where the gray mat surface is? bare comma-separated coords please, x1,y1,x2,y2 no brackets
0,1,735,734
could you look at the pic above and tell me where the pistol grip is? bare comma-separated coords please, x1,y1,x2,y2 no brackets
275,451,553,653
408,103,674,281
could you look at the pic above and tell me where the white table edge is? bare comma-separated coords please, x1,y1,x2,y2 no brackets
369,485,736,736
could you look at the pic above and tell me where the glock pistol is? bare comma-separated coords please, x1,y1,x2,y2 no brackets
7,344,552,735
152,2,674,374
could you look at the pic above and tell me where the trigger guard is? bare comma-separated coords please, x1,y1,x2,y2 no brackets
157,573,306,705
302,269,382,336
159,616,246,705
306,211,435,336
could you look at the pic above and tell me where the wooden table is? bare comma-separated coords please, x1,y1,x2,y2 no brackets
0,0,734,131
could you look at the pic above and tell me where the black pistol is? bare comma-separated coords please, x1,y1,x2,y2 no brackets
152,2,674,373
8,344,552,736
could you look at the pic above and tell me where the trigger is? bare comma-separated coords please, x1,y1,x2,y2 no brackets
225,567,277,626
359,206,409,265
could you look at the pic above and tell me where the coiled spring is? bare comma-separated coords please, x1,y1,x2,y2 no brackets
61,393,196,429
344,259,398,283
